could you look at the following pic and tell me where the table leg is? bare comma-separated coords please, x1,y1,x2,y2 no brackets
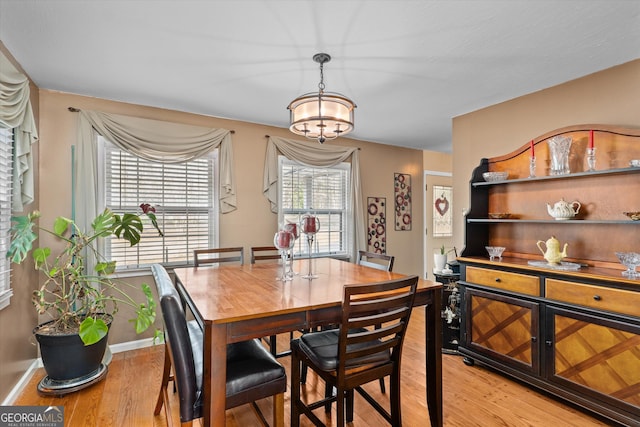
203,323,228,426
425,292,443,426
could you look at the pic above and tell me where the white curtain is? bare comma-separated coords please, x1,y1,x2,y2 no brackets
263,136,366,260
0,51,38,211
76,110,236,271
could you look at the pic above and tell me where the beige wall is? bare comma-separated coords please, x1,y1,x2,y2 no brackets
452,59,640,252
37,90,426,343
0,42,40,403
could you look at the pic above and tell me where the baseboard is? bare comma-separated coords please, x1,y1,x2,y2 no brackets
108,336,162,354
2,337,163,405
2,359,40,405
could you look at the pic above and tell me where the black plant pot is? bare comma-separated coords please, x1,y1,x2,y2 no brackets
34,316,111,382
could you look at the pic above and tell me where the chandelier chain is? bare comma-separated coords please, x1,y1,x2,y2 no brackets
318,62,325,92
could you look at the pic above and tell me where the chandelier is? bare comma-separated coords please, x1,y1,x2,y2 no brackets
288,53,356,143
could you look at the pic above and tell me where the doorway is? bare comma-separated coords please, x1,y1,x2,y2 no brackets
423,170,453,280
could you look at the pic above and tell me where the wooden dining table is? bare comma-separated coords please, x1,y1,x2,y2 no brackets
173,257,443,426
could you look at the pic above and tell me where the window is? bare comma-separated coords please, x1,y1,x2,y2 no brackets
0,127,14,310
100,137,218,269
279,157,351,258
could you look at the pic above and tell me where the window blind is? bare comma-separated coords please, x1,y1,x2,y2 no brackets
102,139,216,268
0,127,14,309
279,159,350,257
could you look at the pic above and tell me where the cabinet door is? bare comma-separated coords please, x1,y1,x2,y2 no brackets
546,306,640,421
464,287,540,375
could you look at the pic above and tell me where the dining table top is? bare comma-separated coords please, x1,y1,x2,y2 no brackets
173,257,442,324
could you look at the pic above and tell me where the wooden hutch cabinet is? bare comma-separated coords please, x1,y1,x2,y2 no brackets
458,125,640,426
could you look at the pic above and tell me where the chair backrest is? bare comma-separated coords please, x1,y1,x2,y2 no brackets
194,247,244,267
250,246,281,264
338,275,418,377
151,263,175,298
357,250,395,272
160,290,203,423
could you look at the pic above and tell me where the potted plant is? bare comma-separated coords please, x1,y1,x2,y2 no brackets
434,245,456,273
7,205,163,390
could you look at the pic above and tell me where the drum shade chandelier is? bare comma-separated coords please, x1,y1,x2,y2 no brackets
288,53,356,144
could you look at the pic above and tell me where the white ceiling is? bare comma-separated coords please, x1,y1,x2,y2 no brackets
1,1,639,152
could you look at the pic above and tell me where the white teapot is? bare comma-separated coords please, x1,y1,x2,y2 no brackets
546,198,581,220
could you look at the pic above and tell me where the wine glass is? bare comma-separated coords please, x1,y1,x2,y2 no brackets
615,252,640,278
300,214,320,279
273,230,294,281
283,222,299,276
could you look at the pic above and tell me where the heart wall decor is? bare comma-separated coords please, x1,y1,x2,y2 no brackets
435,195,450,216
432,185,453,237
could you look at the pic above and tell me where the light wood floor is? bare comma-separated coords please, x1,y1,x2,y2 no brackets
14,308,616,426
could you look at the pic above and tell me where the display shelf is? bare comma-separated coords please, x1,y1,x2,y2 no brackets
472,166,640,187
467,219,639,224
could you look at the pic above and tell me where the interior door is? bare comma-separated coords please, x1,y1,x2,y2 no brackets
424,171,453,280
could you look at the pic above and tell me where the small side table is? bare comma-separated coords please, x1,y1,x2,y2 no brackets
434,272,461,354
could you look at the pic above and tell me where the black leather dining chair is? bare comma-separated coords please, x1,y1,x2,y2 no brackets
151,264,286,427
290,275,418,427
301,251,396,388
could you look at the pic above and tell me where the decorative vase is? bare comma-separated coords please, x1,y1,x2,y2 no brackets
547,136,572,175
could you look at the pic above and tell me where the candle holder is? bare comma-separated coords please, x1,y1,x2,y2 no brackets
300,214,320,279
273,230,294,281
528,156,536,178
586,147,596,172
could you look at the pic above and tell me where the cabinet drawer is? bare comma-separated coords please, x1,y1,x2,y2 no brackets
546,279,640,318
466,266,540,296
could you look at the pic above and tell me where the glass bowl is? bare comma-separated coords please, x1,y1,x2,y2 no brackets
623,211,640,221
485,246,506,261
488,213,512,219
615,252,640,278
482,172,509,182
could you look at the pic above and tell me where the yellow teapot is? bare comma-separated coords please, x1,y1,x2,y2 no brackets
536,236,568,265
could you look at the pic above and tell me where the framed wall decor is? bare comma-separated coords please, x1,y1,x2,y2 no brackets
433,185,452,237
394,173,412,231
367,197,386,253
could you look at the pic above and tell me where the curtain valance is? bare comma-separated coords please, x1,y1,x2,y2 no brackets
0,51,38,211
78,110,236,214
263,136,366,259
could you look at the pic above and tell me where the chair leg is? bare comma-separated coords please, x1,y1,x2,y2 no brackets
346,389,354,423
273,391,285,427
269,335,278,356
390,372,402,426
290,343,301,427
324,383,333,413
154,345,171,415
336,387,345,427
